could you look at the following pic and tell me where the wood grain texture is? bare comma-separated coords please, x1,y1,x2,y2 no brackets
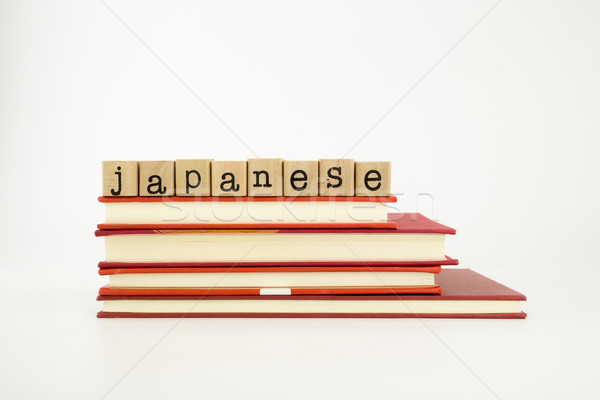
283,160,319,196
354,161,391,196
247,158,283,196
139,161,175,196
211,161,247,196
102,161,138,196
175,159,212,196
318,159,354,196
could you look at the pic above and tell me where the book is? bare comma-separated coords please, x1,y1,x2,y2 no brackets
96,213,456,264
98,285,442,296
97,269,527,318
98,195,398,229
97,256,459,269
98,265,442,296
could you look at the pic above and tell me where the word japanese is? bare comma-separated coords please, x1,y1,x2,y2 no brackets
102,159,391,197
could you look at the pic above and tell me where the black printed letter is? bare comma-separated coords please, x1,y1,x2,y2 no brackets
364,170,382,191
220,172,240,192
290,170,307,191
111,166,122,195
147,175,166,195
185,170,201,194
252,170,272,188
326,167,342,188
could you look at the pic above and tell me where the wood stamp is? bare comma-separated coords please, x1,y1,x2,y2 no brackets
139,161,175,196
247,158,283,196
175,159,212,196
318,159,354,196
283,160,319,196
354,161,391,196
102,161,138,196
211,161,247,196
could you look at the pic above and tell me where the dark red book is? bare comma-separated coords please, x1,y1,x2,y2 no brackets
95,213,456,236
97,265,442,296
98,256,458,269
97,269,527,319
98,286,442,296
95,213,457,265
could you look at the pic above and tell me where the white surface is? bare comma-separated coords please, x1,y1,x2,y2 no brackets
1,0,599,399
259,288,291,295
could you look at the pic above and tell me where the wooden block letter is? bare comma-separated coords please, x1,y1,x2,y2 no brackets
319,159,354,196
247,158,283,196
211,161,247,196
354,161,391,196
175,159,212,196
102,161,138,196
283,160,319,196
139,161,175,196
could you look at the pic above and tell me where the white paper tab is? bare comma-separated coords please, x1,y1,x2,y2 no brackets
259,288,292,295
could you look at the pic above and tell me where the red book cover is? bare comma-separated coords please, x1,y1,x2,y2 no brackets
97,269,527,319
99,265,442,275
97,256,458,269
98,286,442,296
98,221,400,229
95,213,456,236
99,196,398,203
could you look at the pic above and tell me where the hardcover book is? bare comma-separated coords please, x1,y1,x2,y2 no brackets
98,265,442,296
98,195,398,229
97,269,527,319
98,256,458,269
96,213,456,264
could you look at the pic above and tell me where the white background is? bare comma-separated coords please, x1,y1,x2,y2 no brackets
1,1,599,398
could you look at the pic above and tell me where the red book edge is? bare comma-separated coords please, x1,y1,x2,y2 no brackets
98,285,442,296
98,265,442,275
98,256,458,269
97,311,526,319
95,213,456,236
99,195,397,203
97,221,398,230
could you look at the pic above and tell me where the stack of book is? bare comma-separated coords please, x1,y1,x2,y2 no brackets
96,159,526,318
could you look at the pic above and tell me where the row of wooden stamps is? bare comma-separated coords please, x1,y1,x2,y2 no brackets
103,159,391,197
